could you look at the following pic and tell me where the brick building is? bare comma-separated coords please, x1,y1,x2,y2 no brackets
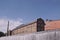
11,18,60,35
45,20,60,30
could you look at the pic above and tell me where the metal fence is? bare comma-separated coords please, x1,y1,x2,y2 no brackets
0,30,60,40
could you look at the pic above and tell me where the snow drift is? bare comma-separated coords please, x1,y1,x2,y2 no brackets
0,30,60,40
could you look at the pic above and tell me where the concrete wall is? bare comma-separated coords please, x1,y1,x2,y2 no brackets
0,30,60,40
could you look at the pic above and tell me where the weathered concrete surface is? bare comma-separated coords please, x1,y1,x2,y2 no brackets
0,30,60,40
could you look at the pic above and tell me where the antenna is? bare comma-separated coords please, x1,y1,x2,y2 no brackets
7,21,9,36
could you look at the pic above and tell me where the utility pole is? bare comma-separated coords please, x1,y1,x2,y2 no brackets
7,21,9,36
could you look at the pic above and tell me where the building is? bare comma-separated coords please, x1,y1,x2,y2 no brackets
45,20,60,30
11,18,60,35
11,18,45,35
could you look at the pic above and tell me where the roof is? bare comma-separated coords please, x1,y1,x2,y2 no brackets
46,19,60,22
12,19,60,31
12,21,37,31
12,18,45,31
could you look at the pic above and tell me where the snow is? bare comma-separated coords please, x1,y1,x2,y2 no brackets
0,30,60,40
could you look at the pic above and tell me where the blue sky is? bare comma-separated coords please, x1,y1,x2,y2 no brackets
0,0,60,32
0,0,60,23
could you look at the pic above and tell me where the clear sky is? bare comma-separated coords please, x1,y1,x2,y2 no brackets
0,0,60,32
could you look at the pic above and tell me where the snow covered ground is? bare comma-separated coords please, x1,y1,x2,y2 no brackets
0,30,60,40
